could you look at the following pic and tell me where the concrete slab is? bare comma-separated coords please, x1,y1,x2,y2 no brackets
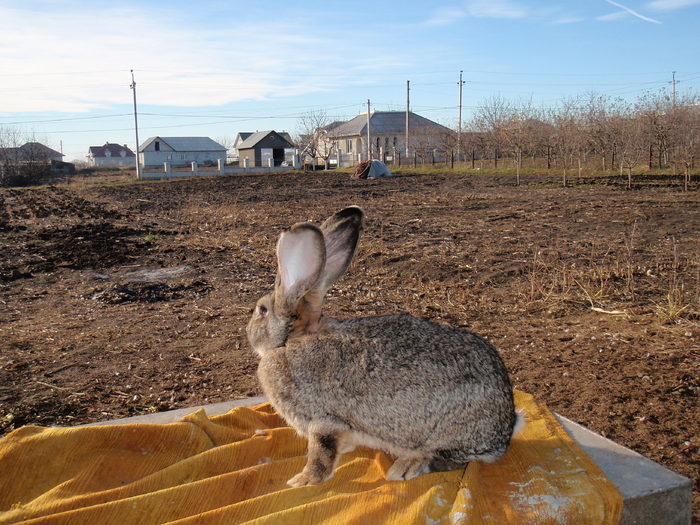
86,397,266,427
554,415,691,525
86,398,692,525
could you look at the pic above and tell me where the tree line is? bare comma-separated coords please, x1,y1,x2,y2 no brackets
447,90,698,190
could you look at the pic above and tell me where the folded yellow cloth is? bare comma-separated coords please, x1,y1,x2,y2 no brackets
0,391,621,524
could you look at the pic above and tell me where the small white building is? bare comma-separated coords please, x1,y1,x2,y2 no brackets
87,143,135,167
231,132,253,162
139,137,227,168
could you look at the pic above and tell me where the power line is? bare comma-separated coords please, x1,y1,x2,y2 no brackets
0,114,132,125
5,74,697,137
3,69,697,94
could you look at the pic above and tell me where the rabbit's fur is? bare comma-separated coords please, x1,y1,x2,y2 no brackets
247,206,518,487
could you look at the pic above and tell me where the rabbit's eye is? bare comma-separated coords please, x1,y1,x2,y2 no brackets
257,304,268,316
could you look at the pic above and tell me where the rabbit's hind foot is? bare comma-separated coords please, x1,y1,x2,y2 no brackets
386,455,466,481
386,456,433,481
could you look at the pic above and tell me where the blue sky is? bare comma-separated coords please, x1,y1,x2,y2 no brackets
1,0,699,162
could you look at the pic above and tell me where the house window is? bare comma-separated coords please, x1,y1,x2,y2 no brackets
155,141,160,151
346,139,352,153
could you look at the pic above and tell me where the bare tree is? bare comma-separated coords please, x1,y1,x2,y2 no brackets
436,128,458,167
526,117,556,170
501,99,539,185
474,95,511,169
668,95,700,191
463,123,488,169
582,92,619,171
296,110,333,170
549,98,584,186
215,135,237,163
215,136,235,150
410,126,456,166
0,126,23,163
0,127,50,186
636,91,673,169
608,103,646,189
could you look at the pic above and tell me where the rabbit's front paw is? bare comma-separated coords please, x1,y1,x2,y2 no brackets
287,469,329,487
386,457,431,481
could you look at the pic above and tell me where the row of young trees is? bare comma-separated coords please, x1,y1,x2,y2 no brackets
448,90,698,189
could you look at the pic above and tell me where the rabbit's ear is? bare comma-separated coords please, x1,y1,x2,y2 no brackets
274,223,326,315
316,206,364,293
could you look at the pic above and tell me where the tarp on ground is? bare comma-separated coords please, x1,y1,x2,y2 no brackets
368,160,392,178
0,391,622,524
353,160,392,179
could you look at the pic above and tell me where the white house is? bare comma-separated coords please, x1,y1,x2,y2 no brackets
231,133,253,162
139,137,227,168
324,111,453,166
87,143,135,167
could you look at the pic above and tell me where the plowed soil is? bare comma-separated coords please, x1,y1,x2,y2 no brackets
1,171,698,520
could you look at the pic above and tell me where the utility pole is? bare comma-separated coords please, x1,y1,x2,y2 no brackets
366,99,371,161
671,71,677,108
457,70,465,163
130,69,142,180
405,80,410,158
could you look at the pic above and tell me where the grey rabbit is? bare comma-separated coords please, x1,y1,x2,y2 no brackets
247,206,522,487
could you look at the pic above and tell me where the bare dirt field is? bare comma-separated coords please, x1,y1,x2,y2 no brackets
1,170,698,520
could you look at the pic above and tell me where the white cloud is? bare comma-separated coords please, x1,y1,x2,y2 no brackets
596,11,628,21
426,7,468,25
0,4,403,113
646,0,700,9
552,16,585,24
466,0,527,18
603,0,663,23
427,0,526,24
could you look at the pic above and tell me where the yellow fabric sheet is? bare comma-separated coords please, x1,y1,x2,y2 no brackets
0,391,621,524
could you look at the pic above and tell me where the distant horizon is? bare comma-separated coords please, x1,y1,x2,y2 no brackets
1,0,699,163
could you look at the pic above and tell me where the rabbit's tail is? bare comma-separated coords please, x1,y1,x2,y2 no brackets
512,409,527,439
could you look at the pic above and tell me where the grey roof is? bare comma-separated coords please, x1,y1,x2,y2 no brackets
0,142,64,161
329,111,452,137
22,142,64,158
139,137,226,152
88,142,135,158
234,132,253,145
324,120,345,132
278,132,294,145
237,130,294,149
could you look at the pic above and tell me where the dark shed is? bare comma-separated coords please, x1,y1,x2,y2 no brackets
237,131,295,167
